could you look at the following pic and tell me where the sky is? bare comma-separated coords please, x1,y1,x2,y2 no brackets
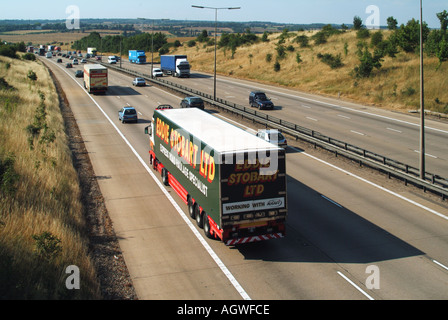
1,0,447,28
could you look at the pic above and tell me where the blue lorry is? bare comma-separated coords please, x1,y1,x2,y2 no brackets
129,50,147,64
160,55,190,78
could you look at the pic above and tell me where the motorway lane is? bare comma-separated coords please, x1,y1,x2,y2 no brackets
117,59,448,176
43,57,448,300
42,58,244,300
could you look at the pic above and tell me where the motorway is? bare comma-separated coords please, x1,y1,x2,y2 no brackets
118,59,448,178
41,56,448,300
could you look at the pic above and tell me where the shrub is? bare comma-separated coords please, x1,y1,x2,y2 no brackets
0,152,19,197
293,35,309,48
23,53,36,61
312,31,327,45
274,61,281,72
353,48,383,78
357,28,371,39
0,44,18,59
0,77,14,90
370,31,383,47
187,40,196,47
32,231,62,262
401,86,416,96
276,44,287,60
27,70,37,81
317,53,343,69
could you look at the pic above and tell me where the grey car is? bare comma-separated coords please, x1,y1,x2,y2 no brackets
180,96,204,110
118,106,138,123
249,91,274,110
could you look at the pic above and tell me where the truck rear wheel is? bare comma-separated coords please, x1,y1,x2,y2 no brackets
195,205,203,228
203,213,213,239
188,199,195,219
162,168,169,186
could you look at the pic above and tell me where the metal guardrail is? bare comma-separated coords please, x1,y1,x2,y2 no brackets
98,60,447,200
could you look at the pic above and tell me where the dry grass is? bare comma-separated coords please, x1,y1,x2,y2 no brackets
0,55,101,299
173,30,448,114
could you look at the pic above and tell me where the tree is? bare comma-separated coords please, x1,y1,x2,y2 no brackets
353,16,363,30
261,31,269,42
370,31,383,47
436,37,448,65
387,16,398,30
396,19,429,53
353,47,383,78
437,10,448,34
197,30,209,43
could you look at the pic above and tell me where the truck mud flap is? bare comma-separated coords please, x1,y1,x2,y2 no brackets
225,233,284,246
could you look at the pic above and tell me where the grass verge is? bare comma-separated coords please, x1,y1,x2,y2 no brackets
0,55,101,299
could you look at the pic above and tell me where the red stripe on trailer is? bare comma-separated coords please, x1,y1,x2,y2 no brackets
168,173,188,204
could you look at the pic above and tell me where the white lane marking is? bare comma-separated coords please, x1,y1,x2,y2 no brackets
215,76,448,135
306,117,318,122
321,195,342,208
301,105,312,109
337,271,374,300
413,150,438,159
387,128,402,133
433,260,448,271
47,59,252,301
338,115,351,120
297,148,448,221
212,112,448,222
351,130,365,136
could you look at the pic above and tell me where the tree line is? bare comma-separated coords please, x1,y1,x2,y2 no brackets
71,31,169,55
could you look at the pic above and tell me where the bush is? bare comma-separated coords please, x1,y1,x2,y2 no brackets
274,61,281,72
276,45,287,60
32,231,62,262
0,152,19,197
293,35,309,48
401,86,416,96
27,70,37,81
0,77,14,91
370,31,383,47
187,39,196,47
357,28,370,39
312,31,327,45
317,53,343,69
353,48,383,78
0,44,18,59
23,52,36,61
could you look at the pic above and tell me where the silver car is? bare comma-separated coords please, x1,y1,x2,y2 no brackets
256,129,287,148
132,77,146,87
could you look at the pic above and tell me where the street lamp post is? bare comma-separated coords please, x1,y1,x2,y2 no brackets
192,5,241,101
419,0,425,180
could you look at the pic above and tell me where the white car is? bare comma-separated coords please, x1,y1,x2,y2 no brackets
256,129,287,148
152,68,163,77
108,56,117,64
132,77,146,87
72,59,78,65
